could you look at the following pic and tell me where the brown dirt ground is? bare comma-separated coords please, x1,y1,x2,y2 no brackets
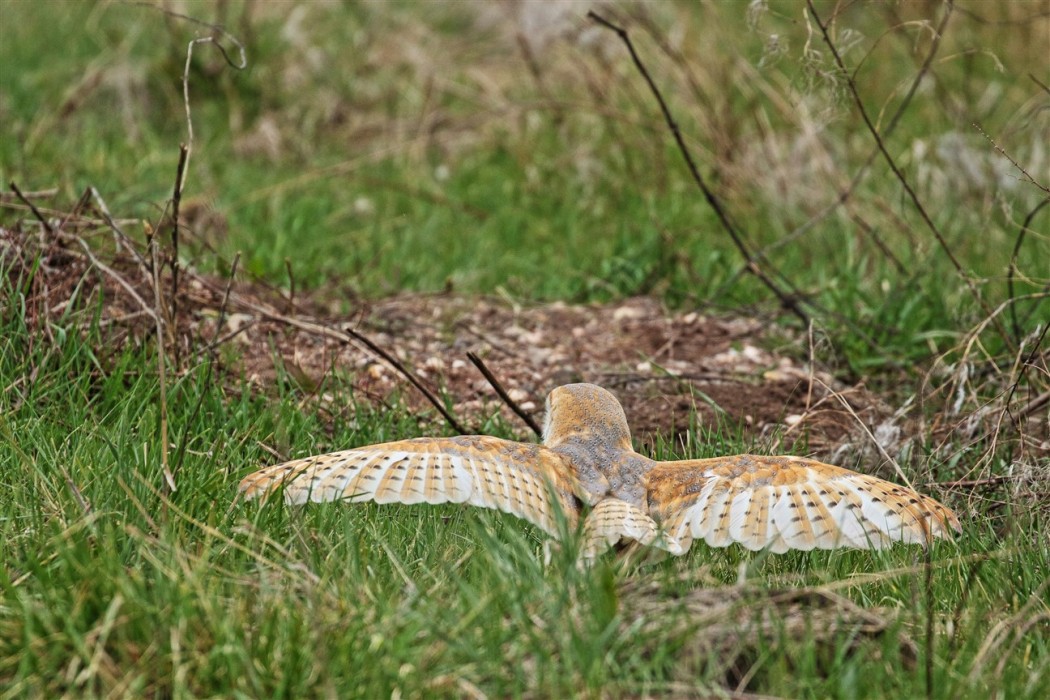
224,291,892,459
4,224,899,466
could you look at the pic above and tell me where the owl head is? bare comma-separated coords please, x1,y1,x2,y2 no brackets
542,383,633,450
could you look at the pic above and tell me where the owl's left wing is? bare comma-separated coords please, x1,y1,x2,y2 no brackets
645,454,960,554
239,435,582,536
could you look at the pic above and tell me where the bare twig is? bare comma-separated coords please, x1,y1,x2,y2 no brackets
587,11,809,326
128,2,247,253
63,233,159,323
847,210,906,275
87,187,156,288
0,187,58,201
181,33,247,136
466,351,543,437
925,543,934,700
127,2,248,145
990,320,1050,458
805,0,1010,348
1030,73,1050,95
883,2,955,138
344,326,468,435
284,258,296,313
973,122,1050,195
812,376,915,490
150,241,177,494
1018,389,1050,419
168,144,190,357
515,32,562,125
215,275,467,435
724,1,951,292
9,182,54,234
939,476,1015,489
1007,199,1050,342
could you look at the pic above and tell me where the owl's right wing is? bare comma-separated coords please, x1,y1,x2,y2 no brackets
238,435,582,536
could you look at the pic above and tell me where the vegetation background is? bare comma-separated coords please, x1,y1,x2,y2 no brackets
1,0,1047,697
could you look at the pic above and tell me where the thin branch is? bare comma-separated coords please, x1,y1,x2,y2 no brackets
805,0,1010,348
212,290,465,436
973,122,1050,195
939,476,1015,489
1007,199,1050,342
884,2,954,138
1030,73,1050,96
284,258,296,313
991,320,1050,458
466,351,543,438
150,241,177,494
89,186,155,291
587,11,809,326
168,144,189,359
343,326,468,435
9,182,54,234
747,0,952,270
63,233,159,323
127,1,248,147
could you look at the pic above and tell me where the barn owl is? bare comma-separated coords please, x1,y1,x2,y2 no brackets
239,383,960,562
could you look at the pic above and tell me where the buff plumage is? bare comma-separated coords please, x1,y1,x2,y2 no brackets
239,383,960,562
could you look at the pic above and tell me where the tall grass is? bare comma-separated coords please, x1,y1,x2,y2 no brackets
1,1,1047,697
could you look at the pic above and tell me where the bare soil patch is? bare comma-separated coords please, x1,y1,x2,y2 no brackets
4,223,894,464
231,292,892,459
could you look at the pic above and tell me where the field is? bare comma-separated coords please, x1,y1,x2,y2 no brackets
1,1,1048,697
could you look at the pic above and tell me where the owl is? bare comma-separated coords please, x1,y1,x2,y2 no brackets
239,383,960,562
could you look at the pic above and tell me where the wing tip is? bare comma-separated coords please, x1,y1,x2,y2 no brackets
238,465,297,503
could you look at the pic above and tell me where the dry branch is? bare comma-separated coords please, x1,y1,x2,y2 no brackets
467,351,543,437
587,11,810,326
9,182,54,234
805,0,1010,349
344,325,468,435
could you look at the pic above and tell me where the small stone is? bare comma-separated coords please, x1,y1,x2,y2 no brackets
508,388,529,402
612,305,645,321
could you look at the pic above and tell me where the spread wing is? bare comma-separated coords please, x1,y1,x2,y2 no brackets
239,435,582,536
645,454,961,554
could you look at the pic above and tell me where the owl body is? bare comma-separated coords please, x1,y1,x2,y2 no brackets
240,383,960,561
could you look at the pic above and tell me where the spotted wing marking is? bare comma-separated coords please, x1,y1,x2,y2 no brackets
580,498,684,562
238,436,581,536
646,455,961,554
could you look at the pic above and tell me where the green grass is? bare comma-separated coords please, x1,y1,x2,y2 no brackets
2,1,1048,697
0,306,1046,697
